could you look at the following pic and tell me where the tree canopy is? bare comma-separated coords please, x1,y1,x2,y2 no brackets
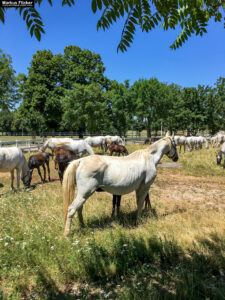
1,1,225,52
1,47,225,136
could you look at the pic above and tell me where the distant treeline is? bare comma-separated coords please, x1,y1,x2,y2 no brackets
1,46,225,137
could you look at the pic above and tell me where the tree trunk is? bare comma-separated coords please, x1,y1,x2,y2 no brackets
147,118,151,137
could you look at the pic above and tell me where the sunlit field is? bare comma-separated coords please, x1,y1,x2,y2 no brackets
0,144,225,299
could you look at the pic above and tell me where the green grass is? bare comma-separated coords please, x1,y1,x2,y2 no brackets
0,145,225,299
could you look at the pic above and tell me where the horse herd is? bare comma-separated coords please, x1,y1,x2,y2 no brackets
0,132,224,236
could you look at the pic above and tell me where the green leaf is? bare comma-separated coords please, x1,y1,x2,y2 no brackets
34,28,41,41
30,24,35,36
97,0,102,10
0,8,5,23
92,0,97,13
23,9,29,21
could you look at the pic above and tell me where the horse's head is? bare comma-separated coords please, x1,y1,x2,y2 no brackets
216,151,222,165
21,170,31,188
166,136,179,162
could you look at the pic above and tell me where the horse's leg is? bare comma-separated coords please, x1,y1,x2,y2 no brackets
64,194,88,236
77,206,85,227
118,152,120,156
46,161,51,181
10,170,15,191
37,166,44,183
42,164,46,182
144,193,151,211
110,150,113,156
179,145,182,153
135,186,149,224
116,195,121,216
16,168,21,190
112,195,116,217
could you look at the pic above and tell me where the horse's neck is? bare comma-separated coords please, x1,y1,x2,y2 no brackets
22,157,29,174
150,141,169,166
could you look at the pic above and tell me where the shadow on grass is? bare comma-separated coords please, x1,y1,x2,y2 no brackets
83,206,185,231
2,231,225,299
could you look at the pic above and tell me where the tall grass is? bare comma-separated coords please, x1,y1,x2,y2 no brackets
0,145,225,299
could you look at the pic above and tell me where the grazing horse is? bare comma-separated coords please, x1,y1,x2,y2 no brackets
112,193,151,217
108,142,128,156
216,142,225,167
186,136,209,151
105,135,125,146
55,153,79,184
28,152,52,185
144,138,152,144
63,136,178,236
56,140,94,157
174,136,187,152
40,138,74,155
85,136,107,152
0,147,30,190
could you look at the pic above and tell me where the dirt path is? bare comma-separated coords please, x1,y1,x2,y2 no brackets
152,168,225,210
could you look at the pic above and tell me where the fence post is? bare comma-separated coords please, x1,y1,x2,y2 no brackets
28,140,31,155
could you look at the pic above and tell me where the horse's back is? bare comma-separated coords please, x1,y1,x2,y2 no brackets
0,147,24,171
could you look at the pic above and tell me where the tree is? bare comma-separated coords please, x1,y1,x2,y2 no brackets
105,80,134,136
62,45,109,89
181,86,206,135
61,83,108,137
132,78,168,137
1,1,225,52
0,49,19,110
0,110,15,132
16,50,64,132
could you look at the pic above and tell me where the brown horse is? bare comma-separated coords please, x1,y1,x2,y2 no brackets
144,137,153,144
54,147,75,169
55,152,79,183
108,142,128,156
28,152,52,185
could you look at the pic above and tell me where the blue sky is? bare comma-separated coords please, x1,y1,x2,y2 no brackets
1,1,225,87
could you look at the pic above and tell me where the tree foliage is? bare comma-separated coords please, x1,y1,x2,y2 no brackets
1,1,225,52
0,50,19,110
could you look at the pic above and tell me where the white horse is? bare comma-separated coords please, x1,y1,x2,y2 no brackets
186,136,209,151
216,142,225,167
0,147,30,190
215,134,225,148
196,136,209,149
174,136,187,152
84,136,107,152
105,135,125,146
63,136,178,236
56,140,94,157
40,138,74,154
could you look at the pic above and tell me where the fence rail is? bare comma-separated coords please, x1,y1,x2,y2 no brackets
0,139,44,153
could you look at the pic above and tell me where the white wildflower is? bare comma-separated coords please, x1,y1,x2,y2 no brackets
4,242,8,246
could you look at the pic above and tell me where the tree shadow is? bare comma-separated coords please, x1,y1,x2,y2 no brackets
2,229,224,299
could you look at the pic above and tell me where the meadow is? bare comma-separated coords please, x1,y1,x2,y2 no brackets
0,144,225,299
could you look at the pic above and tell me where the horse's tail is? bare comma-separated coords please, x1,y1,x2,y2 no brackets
63,159,81,222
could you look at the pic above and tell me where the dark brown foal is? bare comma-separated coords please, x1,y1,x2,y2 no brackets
28,152,52,185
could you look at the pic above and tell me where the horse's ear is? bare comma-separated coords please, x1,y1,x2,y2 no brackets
172,132,174,138
165,131,169,137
